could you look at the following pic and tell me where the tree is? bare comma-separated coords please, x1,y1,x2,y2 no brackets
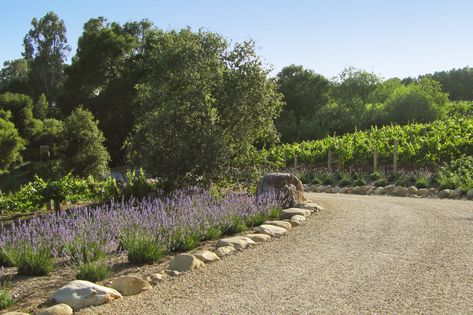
62,17,153,163
0,59,30,94
0,92,34,136
127,29,282,189
34,93,48,120
0,110,25,172
385,78,448,124
23,11,70,104
59,107,110,178
276,65,330,142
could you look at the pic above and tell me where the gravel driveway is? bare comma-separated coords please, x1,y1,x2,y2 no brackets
79,194,473,314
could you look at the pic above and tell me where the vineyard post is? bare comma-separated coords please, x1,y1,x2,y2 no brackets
294,154,297,168
373,150,378,173
328,150,332,171
393,140,398,173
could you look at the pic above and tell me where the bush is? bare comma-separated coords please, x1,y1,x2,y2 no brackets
0,245,17,268
122,169,156,200
374,178,388,187
0,287,14,310
120,229,167,264
268,206,282,219
75,261,111,282
338,172,352,187
0,114,25,172
321,173,334,185
59,107,110,178
170,229,201,252
353,177,367,186
436,155,473,190
203,226,223,241
369,171,382,180
415,176,429,188
223,217,248,235
15,244,54,276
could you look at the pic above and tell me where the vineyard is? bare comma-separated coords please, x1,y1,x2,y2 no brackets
260,117,473,169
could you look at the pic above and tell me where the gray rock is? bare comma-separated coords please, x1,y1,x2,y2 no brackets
449,187,463,198
216,236,256,250
256,224,288,238
108,276,152,296
257,173,307,207
264,220,292,231
50,280,122,310
395,186,408,197
407,186,418,194
296,202,323,212
36,304,73,315
374,187,384,195
146,273,167,285
280,208,311,219
324,185,333,193
333,186,342,193
438,189,450,199
289,214,306,226
213,246,236,257
194,251,220,263
383,184,397,195
467,188,473,200
168,254,205,272
245,233,271,242
313,185,325,193
164,269,181,277
417,188,429,196
358,186,370,195
345,187,353,194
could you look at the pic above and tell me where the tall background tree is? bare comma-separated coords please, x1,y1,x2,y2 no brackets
23,11,70,107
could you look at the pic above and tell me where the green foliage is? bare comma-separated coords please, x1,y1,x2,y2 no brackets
353,177,367,186
436,155,473,190
170,229,201,252
369,171,382,180
261,117,473,169
0,115,25,172
321,173,335,185
223,217,248,235
121,169,156,200
385,77,448,125
0,58,29,94
0,284,14,310
59,107,110,178
268,206,282,219
120,229,167,264
75,261,111,282
0,92,34,137
339,172,352,187
34,94,48,120
374,178,388,187
23,11,70,103
15,244,54,276
127,29,282,189
415,176,429,188
428,67,473,101
203,226,223,241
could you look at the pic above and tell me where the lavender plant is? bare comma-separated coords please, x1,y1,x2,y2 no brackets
0,189,279,273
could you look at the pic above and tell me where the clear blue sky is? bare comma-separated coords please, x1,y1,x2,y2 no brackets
1,0,472,79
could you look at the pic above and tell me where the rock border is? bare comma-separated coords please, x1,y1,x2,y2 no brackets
7,201,322,315
309,184,473,200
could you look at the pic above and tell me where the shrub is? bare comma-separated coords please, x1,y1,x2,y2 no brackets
338,172,352,187
415,176,429,188
122,169,156,200
15,244,54,276
203,226,223,241
0,268,14,310
245,213,267,227
436,155,473,190
374,178,388,187
170,229,201,252
268,206,282,219
312,177,321,185
120,229,167,264
321,173,334,185
353,177,367,186
369,171,382,180
76,261,111,282
0,245,17,267
223,217,248,235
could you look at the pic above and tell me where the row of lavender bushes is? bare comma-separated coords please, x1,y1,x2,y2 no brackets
0,189,280,282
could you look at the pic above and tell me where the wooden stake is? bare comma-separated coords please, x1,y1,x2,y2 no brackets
393,140,398,173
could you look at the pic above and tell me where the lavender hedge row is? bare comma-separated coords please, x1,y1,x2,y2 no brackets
0,189,279,273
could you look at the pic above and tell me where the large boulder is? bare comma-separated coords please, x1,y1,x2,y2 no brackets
168,254,205,272
50,280,122,310
108,276,152,296
36,304,73,315
257,173,307,207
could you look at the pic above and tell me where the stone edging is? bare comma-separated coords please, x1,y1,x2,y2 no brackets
307,184,473,200
6,202,322,315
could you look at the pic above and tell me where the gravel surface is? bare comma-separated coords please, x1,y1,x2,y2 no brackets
78,194,473,314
